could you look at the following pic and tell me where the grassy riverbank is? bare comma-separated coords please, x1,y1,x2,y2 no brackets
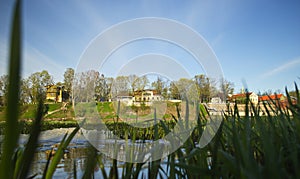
0,120,78,135
0,101,189,135
0,103,77,134
0,103,74,121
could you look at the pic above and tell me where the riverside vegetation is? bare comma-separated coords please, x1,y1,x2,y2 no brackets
1,1,300,178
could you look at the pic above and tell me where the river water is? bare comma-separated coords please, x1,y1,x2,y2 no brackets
3,128,195,178
13,128,107,178
14,128,152,178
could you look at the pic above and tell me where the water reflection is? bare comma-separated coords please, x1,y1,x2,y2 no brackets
13,128,166,178
30,134,90,178
15,128,98,178
26,128,139,178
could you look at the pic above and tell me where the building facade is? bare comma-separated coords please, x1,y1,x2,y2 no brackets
228,92,259,104
115,89,163,106
46,85,68,103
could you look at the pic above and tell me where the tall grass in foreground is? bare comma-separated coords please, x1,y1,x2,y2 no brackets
80,89,299,178
1,0,300,178
0,0,22,178
0,1,79,178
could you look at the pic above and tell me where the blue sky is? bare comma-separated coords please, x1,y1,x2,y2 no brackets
0,0,299,93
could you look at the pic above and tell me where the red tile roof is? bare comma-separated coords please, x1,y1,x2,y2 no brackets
259,94,284,101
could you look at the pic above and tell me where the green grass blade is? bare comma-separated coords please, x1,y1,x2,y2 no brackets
97,154,108,179
42,148,54,179
45,126,80,179
108,159,118,179
132,162,144,179
210,119,224,177
294,82,300,106
82,145,98,179
159,120,171,134
154,108,159,140
0,0,22,178
44,133,67,179
73,160,77,179
16,97,44,179
13,147,24,179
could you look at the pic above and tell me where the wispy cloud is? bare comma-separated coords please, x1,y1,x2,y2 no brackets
0,37,65,82
261,57,300,78
23,45,65,82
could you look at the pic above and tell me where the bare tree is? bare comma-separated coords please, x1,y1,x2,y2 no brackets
95,74,112,101
169,81,180,100
128,74,138,94
194,74,211,103
151,76,169,99
220,78,234,96
73,70,99,103
134,76,149,91
175,78,198,101
20,78,31,104
63,68,74,101
151,77,164,94
112,76,130,95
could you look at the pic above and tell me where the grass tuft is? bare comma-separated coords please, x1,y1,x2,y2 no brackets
0,0,22,178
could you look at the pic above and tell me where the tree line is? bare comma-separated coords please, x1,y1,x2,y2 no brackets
0,68,236,105
70,70,235,104
0,68,74,105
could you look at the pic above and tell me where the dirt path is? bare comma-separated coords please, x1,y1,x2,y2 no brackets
45,102,68,117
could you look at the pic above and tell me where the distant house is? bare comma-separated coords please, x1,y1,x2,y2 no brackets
259,94,286,107
133,89,162,104
46,85,69,103
114,89,163,106
259,94,285,103
211,97,223,104
229,92,259,104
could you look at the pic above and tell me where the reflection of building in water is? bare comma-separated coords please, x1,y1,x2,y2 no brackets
63,147,88,173
31,141,150,177
30,144,90,177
